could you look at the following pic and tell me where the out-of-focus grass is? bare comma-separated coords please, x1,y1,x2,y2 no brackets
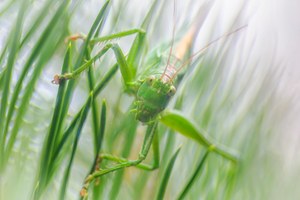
0,0,299,200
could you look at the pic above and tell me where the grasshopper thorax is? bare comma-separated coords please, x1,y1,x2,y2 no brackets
135,75,176,123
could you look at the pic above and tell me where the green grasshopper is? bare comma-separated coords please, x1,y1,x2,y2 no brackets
52,1,245,197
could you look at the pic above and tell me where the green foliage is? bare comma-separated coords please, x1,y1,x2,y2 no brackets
0,0,288,200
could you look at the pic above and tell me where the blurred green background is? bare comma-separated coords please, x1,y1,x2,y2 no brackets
0,0,299,199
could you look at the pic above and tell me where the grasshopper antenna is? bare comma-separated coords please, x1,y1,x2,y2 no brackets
161,0,177,81
161,1,213,82
171,24,248,80
173,1,213,61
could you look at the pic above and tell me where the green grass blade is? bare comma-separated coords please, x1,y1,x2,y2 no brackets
97,100,107,154
0,0,27,165
155,147,181,200
49,44,72,141
59,102,90,200
108,113,138,199
126,0,161,77
30,1,122,192
51,2,111,155
44,3,111,170
0,0,15,16
177,150,210,200
160,110,239,163
90,100,106,199
49,64,118,192
152,129,160,168
84,47,100,154
89,99,107,173
4,25,65,164
53,63,118,160
0,42,8,69
40,44,71,184
74,0,110,68
20,0,55,47
3,0,69,149
88,70,100,153
0,43,8,91
93,9,109,39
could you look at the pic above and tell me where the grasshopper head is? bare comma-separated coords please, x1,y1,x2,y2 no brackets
135,75,176,123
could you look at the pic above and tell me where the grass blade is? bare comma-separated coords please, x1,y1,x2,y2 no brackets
155,147,181,200
48,44,72,144
34,2,111,197
0,0,27,169
108,113,138,199
4,24,65,164
86,48,100,154
90,100,106,199
3,0,69,163
59,102,91,200
53,63,119,163
20,0,55,47
177,150,210,200
97,100,107,154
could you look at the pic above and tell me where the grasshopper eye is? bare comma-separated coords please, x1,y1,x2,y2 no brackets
167,86,176,96
146,75,155,85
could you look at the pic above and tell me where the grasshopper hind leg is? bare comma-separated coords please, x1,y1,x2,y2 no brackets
80,122,160,197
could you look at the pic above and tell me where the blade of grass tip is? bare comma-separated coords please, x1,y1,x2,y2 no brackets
177,150,210,200
78,0,110,66
160,110,239,163
0,0,27,169
3,0,69,153
4,26,66,165
59,103,90,200
92,3,110,39
155,147,181,200
75,0,110,67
